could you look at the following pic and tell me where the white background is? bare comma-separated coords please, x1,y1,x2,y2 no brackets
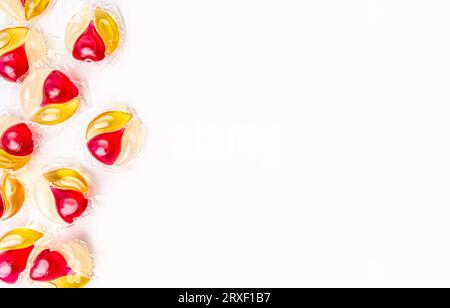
1,0,450,288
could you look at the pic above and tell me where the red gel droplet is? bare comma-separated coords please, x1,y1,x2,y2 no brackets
1,123,34,157
0,194,4,218
0,246,34,284
87,128,124,166
51,187,88,224
41,70,79,107
30,249,72,282
0,45,29,83
72,21,106,62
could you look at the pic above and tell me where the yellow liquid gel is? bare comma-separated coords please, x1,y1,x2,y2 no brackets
0,149,32,171
0,27,28,56
0,228,43,252
86,111,132,140
1,172,25,220
24,0,50,21
94,7,120,55
32,97,80,126
43,168,89,194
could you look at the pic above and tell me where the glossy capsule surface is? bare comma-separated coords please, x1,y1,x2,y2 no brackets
0,228,43,284
29,239,92,288
0,117,35,171
86,110,143,167
35,168,90,225
0,171,25,221
0,0,50,22
65,6,121,62
20,68,81,126
0,27,47,83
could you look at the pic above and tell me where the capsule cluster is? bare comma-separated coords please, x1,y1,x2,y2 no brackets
0,2,143,288
0,228,92,287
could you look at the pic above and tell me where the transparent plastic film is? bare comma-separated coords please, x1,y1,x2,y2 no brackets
0,0,52,22
0,26,47,83
65,4,123,63
20,67,82,126
28,238,93,288
0,228,43,285
0,228,92,288
86,106,143,168
33,163,94,226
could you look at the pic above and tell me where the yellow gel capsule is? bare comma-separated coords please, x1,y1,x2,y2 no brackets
0,0,50,22
95,7,120,55
0,171,25,221
51,275,90,289
0,228,43,252
0,27,28,55
0,149,32,171
32,97,81,126
43,168,89,193
24,0,50,21
86,111,132,140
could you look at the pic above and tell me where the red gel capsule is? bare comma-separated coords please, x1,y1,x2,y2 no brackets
30,249,72,282
1,123,34,157
87,128,124,166
51,187,88,224
41,70,79,107
72,21,106,62
0,45,29,83
0,246,34,284
0,195,4,218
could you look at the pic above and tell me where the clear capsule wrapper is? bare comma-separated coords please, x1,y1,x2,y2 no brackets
65,2,124,65
0,0,141,289
32,162,96,227
0,227,93,288
0,25,48,84
84,104,145,170
19,63,87,129
0,0,54,23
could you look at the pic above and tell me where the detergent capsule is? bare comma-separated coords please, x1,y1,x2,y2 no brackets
29,239,92,288
20,68,81,126
0,26,47,83
0,228,43,284
34,167,91,225
65,5,122,63
86,109,143,167
0,0,51,22
0,170,25,221
0,116,35,171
